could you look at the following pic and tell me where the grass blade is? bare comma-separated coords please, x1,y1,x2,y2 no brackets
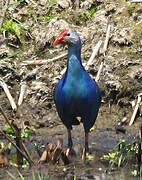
7,171,17,180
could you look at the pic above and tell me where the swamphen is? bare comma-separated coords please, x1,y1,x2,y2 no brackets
53,29,101,157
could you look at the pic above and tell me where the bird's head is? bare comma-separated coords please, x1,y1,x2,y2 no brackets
53,29,81,46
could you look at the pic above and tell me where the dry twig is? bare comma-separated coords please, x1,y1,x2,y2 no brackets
0,79,17,111
86,40,102,69
18,82,27,106
21,53,67,65
95,24,111,82
21,142,35,165
103,24,111,55
95,60,104,82
0,106,16,132
129,93,142,126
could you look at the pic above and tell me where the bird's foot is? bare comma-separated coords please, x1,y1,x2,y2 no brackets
66,148,71,158
85,151,89,158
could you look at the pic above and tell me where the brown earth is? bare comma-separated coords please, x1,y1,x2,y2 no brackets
0,0,142,179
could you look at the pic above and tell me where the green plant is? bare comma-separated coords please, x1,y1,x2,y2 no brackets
5,124,33,138
103,139,136,167
103,151,124,167
83,53,88,61
89,7,96,16
87,155,94,161
0,51,20,60
74,175,77,180
28,4,34,11
38,14,54,22
127,2,135,16
131,169,139,177
1,18,25,40
47,0,56,7
0,141,11,151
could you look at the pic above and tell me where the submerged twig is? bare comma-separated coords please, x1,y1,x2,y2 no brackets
21,53,67,65
38,139,69,165
0,130,31,165
86,40,102,69
18,82,27,106
21,142,35,165
0,79,17,111
129,93,142,126
136,125,142,172
0,106,34,166
51,138,63,164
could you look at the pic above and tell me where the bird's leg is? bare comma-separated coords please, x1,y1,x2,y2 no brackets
85,133,89,157
66,129,73,157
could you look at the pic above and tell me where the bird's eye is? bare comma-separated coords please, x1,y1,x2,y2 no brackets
66,33,70,36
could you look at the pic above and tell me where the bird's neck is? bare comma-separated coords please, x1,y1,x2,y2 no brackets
66,43,84,78
67,43,82,66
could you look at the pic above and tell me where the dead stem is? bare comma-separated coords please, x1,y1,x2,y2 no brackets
0,79,17,111
21,53,67,65
96,24,111,82
86,40,102,69
18,82,27,106
129,93,142,126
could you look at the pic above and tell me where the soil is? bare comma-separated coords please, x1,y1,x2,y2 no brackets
0,0,142,179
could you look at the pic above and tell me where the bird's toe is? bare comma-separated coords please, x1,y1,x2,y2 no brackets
66,148,71,158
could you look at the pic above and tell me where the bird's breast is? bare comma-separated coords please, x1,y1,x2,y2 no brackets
63,76,87,99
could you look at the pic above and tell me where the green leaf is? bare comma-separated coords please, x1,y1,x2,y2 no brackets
17,170,25,180
21,129,33,138
89,7,96,16
38,172,44,180
1,18,25,41
132,169,139,177
118,154,123,167
63,167,67,172
32,171,36,180
5,125,15,137
48,0,56,7
87,155,94,161
74,175,77,180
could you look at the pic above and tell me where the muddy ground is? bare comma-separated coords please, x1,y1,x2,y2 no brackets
0,0,142,179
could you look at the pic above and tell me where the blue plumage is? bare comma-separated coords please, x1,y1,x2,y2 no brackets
53,29,101,157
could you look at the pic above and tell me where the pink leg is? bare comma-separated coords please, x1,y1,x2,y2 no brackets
66,129,73,157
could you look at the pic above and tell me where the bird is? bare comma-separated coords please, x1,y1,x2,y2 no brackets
53,29,101,158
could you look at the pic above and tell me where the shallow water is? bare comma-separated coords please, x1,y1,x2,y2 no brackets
0,119,140,180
